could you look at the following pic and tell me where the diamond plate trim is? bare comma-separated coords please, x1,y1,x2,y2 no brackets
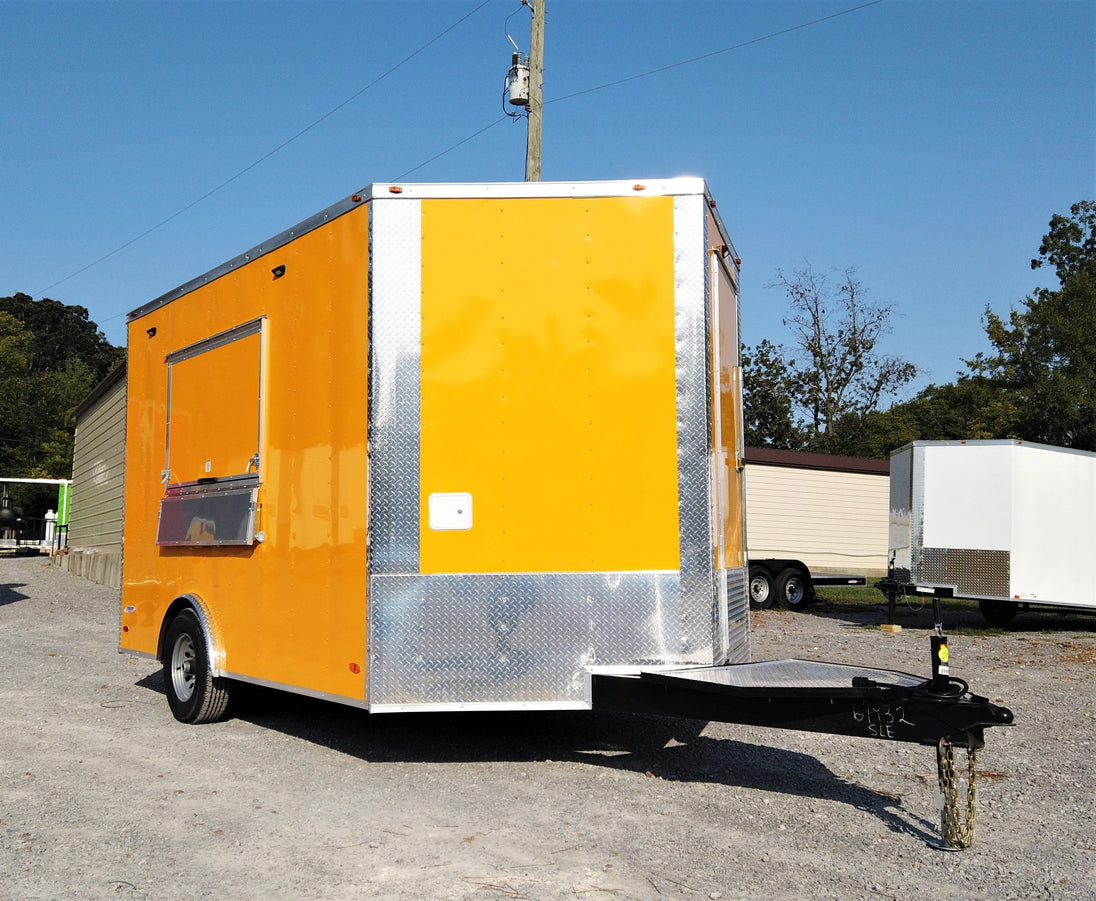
368,198,422,574
888,446,914,571
369,572,701,708
909,445,927,578
725,565,750,664
920,548,1011,598
662,659,924,691
673,193,716,659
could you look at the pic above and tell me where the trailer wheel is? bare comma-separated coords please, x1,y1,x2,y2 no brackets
776,567,811,611
163,609,231,724
748,566,775,610
978,599,1018,627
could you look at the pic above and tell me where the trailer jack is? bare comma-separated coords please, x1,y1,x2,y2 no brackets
591,631,1013,850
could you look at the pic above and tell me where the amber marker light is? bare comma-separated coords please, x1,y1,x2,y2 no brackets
388,186,403,194
348,662,362,674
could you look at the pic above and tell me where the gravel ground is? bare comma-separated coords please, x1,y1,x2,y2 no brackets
1,555,1093,901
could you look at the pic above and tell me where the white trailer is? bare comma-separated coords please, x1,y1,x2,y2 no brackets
885,439,1096,624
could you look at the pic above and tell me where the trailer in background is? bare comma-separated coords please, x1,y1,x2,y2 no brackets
743,447,887,609
881,439,1096,625
747,557,866,611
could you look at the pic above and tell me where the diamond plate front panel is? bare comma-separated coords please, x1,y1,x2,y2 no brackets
673,193,717,659
919,547,1011,598
366,190,727,710
369,572,700,709
368,198,422,574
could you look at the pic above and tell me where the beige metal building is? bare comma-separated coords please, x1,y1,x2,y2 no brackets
58,362,126,589
744,446,890,579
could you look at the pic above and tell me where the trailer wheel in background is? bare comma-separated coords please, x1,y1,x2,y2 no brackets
776,567,811,611
163,609,232,724
749,566,775,610
978,599,1019,627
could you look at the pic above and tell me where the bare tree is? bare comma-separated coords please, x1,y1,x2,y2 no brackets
771,265,917,453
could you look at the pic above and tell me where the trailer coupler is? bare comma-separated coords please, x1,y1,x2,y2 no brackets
591,652,1012,849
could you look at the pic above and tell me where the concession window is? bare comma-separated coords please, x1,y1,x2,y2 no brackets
156,318,265,546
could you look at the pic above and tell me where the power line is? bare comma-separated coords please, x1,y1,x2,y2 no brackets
549,0,886,106
39,0,883,299
36,0,494,297
397,1,887,186
393,116,511,182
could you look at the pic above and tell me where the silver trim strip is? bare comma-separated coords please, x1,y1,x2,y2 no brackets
128,195,368,321
367,197,422,574
369,700,590,714
224,671,370,709
165,316,265,364
127,181,716,323
174,593,225,676
364,178,707,201
118,647,158,662
673,193,716,655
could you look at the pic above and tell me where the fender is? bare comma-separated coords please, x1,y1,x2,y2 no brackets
158,593,227,677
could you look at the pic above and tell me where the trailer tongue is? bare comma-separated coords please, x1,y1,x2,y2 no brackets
594,631,1013,850
594,658,1012,748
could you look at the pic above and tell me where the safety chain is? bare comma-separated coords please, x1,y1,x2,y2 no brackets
936,737,978,849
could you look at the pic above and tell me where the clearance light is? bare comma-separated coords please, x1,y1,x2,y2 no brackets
388,186,404,194
348,662,362,674
632,183,646,191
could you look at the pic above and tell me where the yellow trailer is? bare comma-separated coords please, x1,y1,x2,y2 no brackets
121,179,750,720
120,179,1014,847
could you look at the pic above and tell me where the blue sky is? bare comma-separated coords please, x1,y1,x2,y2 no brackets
2,0,1092,398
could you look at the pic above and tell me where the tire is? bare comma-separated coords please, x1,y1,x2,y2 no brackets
979,599,1019,627
163,609,231,724
748,566,775,610
776,567,811,611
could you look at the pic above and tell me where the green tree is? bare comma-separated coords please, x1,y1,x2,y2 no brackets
968,201,1096,451
842,376,1020,458
1031,199,1096,284
0,295,123,488
741,339,802,449
0,292,121,376
0,311,33,381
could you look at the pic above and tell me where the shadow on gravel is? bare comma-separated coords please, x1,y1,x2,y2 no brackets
793,600,1096,635
137,669,938,843
0,582,30,607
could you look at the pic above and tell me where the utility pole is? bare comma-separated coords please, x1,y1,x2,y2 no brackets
525,0,545,182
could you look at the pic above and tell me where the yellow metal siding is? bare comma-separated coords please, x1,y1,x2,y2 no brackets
121,204,371,701
744,465,889,576
418,196,680,574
